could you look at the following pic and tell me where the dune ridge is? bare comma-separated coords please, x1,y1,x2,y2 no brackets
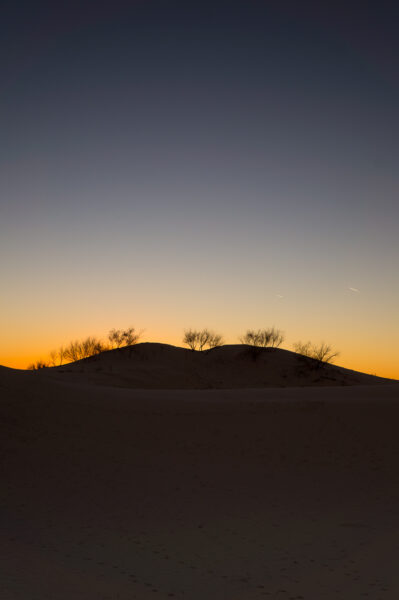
1,366,399,598
24,342,395,390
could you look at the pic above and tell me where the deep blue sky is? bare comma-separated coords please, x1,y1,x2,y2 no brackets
1,0,398,375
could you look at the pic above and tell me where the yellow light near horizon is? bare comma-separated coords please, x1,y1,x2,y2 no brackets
1,333,398,380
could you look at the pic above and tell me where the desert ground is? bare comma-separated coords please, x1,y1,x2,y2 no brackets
1,345,399,599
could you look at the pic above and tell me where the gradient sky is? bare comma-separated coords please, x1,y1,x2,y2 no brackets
1,0,398,377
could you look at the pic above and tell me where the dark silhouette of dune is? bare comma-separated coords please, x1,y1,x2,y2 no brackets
1,345,399,599
0,359,399,599
24,342,395,389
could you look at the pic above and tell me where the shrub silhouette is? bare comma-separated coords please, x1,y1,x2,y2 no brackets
58,346,66,366
183,329,199,351
183,329,224,351
293,341,339,368
49,350,59,366
240,330,260,346
27,360,49,370
208,332,224,349
108,327,140,348
197,330,211,351
240,328,284,348
64,337,103,362
62,337,105,362
27,325,142,369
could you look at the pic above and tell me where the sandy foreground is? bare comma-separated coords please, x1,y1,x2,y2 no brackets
1,368,399,599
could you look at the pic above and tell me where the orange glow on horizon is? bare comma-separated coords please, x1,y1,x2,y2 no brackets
1,331,398,380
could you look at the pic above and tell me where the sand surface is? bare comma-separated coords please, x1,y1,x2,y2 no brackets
41,343,395,389
1,366,399,598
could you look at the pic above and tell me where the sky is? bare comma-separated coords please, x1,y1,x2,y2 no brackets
1,0,398,377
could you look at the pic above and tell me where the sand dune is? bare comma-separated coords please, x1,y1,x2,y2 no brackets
30,343,395,389
1,354,399,599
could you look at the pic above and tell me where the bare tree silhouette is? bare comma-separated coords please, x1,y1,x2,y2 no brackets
63,341,81,363
58,346,66,366
293,340,339,368
27,360,49,370
63,337,105,362
121,327,140,346
26,325,142,369
108,327,140,349
208,332,224,349
312,342,339,364
198,329,211,351
183,329,200,351
108,329,124,348
240,328,284,348
240,330,260,346
293,341,312,357
49,350,58,367
183,329,224,351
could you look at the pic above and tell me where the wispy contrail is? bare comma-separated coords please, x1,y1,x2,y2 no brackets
349,287,360,293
